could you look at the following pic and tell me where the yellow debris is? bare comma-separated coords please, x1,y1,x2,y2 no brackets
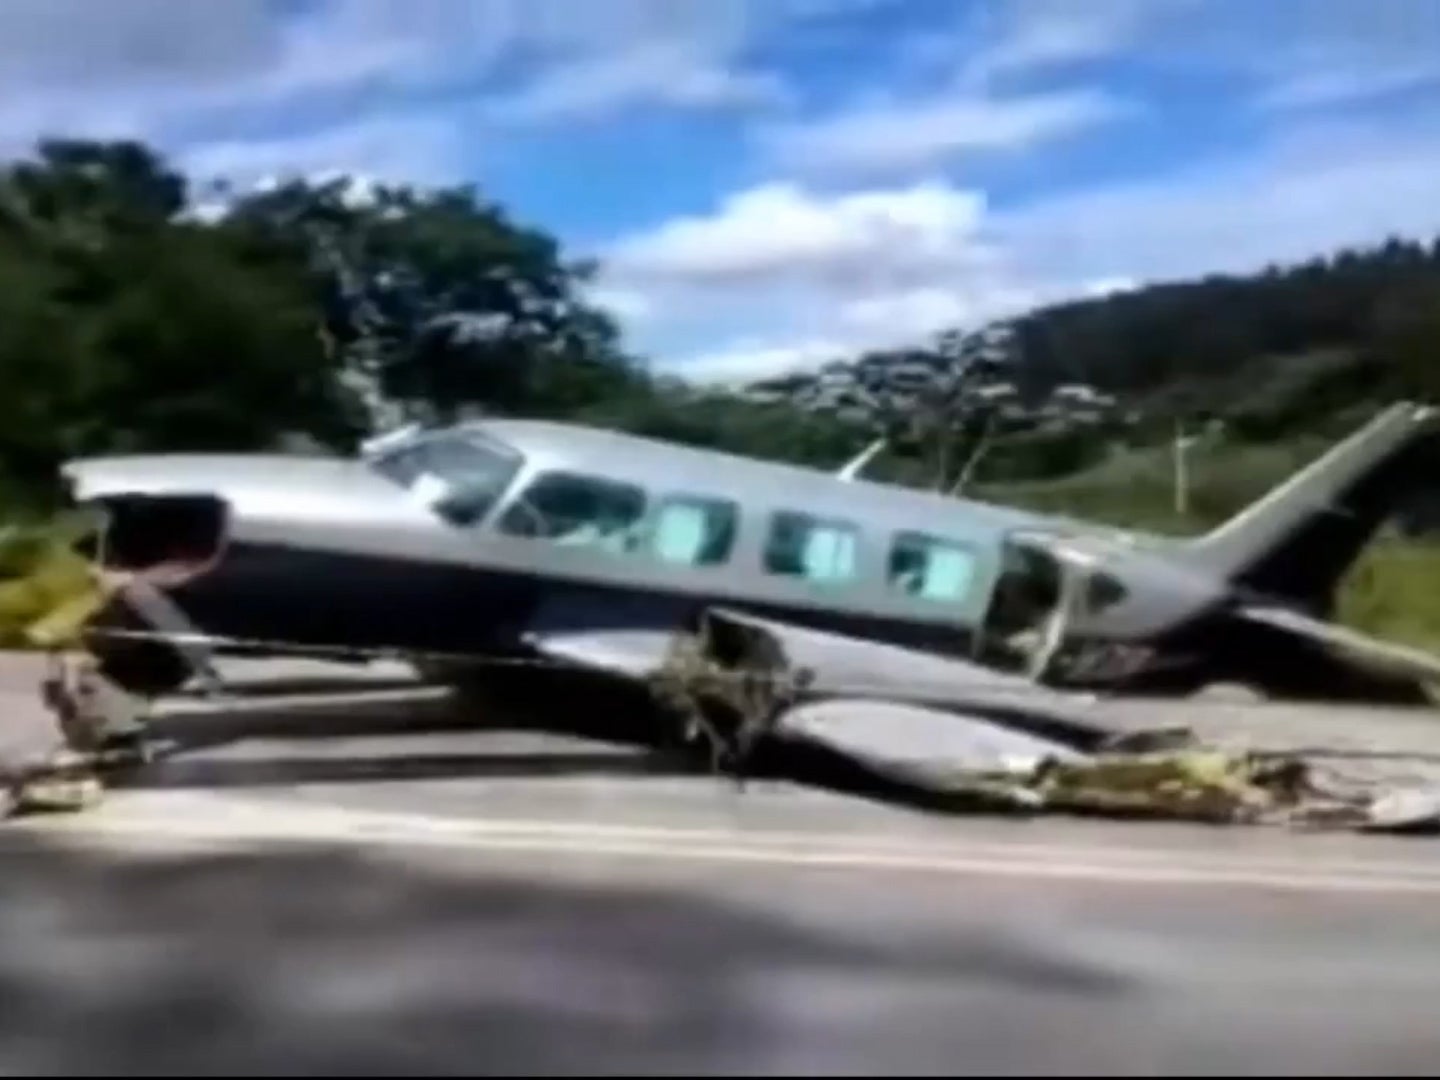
0,529,106,650
23,580,111,650
1032,749,1300,823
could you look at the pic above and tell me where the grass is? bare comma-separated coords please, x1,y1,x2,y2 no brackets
973,434,1335,535
1337,539,1440,655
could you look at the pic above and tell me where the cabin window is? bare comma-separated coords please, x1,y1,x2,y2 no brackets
763,511,861,585
643,496,739,567
368,432,524,527
496,471,647,554
887,531,979,603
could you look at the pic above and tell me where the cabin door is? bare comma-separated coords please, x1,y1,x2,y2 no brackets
973,532,1073,677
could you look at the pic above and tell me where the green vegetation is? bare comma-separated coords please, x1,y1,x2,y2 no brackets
974,434,1336,534
0,135,1438,654
1005,241,1440,409
1339,540,1440,655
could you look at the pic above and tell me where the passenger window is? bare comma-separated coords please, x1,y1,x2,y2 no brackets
496,471,647,554
645,496,739,567
369,432,523,527
764,511,860,585
887,531,978,602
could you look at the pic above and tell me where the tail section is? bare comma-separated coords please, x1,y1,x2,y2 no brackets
1185,402,1440,616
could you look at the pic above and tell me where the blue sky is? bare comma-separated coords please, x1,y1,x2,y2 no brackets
4,0,1440,383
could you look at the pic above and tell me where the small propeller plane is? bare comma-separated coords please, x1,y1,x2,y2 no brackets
52,400,1440,711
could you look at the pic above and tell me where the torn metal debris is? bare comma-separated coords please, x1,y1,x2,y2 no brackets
2,647,154,821
646,608,1440,834
646,607,815,774
4,749,105,818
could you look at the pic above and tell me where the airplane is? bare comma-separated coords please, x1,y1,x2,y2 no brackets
48,400,1440,722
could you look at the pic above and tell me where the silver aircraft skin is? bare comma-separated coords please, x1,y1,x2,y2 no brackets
57,401,1440,702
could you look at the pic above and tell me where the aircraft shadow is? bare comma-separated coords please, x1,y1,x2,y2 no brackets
124,679,1101,816
109,749,697,791
148,694,509,752
117,693,703,791
120,709,1036,818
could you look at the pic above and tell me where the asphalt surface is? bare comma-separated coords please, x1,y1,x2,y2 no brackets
7,655,1440,1074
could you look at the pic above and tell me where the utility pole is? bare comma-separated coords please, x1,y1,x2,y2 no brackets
1173,417,1196,518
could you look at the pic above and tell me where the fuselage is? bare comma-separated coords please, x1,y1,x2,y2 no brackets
57,419,1254,694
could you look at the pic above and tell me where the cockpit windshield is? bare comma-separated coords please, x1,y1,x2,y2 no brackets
368,431,524,526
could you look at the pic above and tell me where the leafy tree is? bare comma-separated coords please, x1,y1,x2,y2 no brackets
1369,277,1440,402
220,177,643,427
0,140,363,501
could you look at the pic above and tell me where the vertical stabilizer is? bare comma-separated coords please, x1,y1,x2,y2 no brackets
1185,402,1440,615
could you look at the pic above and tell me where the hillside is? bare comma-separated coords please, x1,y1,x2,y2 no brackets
738,238,1440,479
1007,238,1440,406
973,434,1336,534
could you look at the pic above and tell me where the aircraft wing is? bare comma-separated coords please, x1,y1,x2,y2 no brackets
520,626,675,679
520,594,1109,731
1234,604,1440,687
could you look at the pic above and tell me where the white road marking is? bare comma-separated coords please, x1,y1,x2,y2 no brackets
12,790,1440,894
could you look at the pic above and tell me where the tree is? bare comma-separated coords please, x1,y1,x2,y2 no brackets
0,136,655,509
1369,278,1440,403
0,140,364,501
220,176,644,429
72,223,366,454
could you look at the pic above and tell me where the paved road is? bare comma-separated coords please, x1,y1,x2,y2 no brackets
7,656,1440,1074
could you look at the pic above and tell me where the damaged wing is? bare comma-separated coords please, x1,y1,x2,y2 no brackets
521,599,1098,717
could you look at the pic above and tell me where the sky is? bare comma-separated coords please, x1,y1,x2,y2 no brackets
4,0,1440,385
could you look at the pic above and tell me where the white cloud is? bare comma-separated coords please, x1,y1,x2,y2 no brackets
960,0,1164,87
990,121,1440,286
0,0,794,165
1254,38,1440,111
178,113,471,192
679,338,852,384
600,179,1045,383
1123,0,1440,111
584,285,655,324
486,39,789,123
758,88,1127,176
0,0,426,149
837,288,974,340
759,0,1159,180
1258,62,1440,111
608,180,993,286
603,117,1440,385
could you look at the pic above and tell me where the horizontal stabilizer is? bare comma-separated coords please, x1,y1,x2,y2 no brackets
1235,604,1440,687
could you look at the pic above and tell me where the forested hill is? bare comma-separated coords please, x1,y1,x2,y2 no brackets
1007,237,1440,412
761,236,1440,432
